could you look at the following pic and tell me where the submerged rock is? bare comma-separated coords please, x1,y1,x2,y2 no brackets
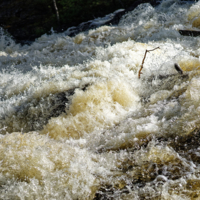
0,85,89,134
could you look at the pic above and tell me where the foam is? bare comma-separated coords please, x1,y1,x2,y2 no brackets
41,79,140,140
187,2,200,21
178,58,200,72
1,0,200,199
185,77,200,102
0,132,99,199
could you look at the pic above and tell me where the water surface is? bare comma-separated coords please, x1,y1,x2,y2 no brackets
1,0,200,199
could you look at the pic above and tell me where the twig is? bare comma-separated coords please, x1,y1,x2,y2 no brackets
174,63,183,74
138,47,160,79
53,0,60,29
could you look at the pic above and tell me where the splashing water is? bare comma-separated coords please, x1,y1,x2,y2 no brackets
1,0,200,199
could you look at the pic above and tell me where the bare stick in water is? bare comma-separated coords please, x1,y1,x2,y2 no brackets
138,47,160,79
174,63,183,74
53,0,60,29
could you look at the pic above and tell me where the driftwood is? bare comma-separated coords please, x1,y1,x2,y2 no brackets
174,63,183,74
138,47,160,79
53,0,60,29
179,30,200,37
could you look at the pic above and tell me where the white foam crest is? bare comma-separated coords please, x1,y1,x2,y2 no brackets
118,1,191,43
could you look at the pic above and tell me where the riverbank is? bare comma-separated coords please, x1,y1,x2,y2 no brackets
0,0,159,44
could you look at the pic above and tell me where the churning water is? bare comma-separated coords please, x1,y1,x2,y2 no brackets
1,0,200,199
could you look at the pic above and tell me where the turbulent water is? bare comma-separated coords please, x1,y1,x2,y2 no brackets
2,0,200,199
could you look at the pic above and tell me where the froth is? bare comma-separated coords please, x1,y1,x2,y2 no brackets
41,78,140,140
0,132,99,199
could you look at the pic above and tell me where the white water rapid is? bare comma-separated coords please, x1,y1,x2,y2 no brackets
1,0,200,199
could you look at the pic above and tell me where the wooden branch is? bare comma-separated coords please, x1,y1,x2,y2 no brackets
179,30,200,37
138,47,160,79
174,63,183,74
53,0,60,29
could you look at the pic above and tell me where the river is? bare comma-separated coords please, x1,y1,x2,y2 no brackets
1,0,200,199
